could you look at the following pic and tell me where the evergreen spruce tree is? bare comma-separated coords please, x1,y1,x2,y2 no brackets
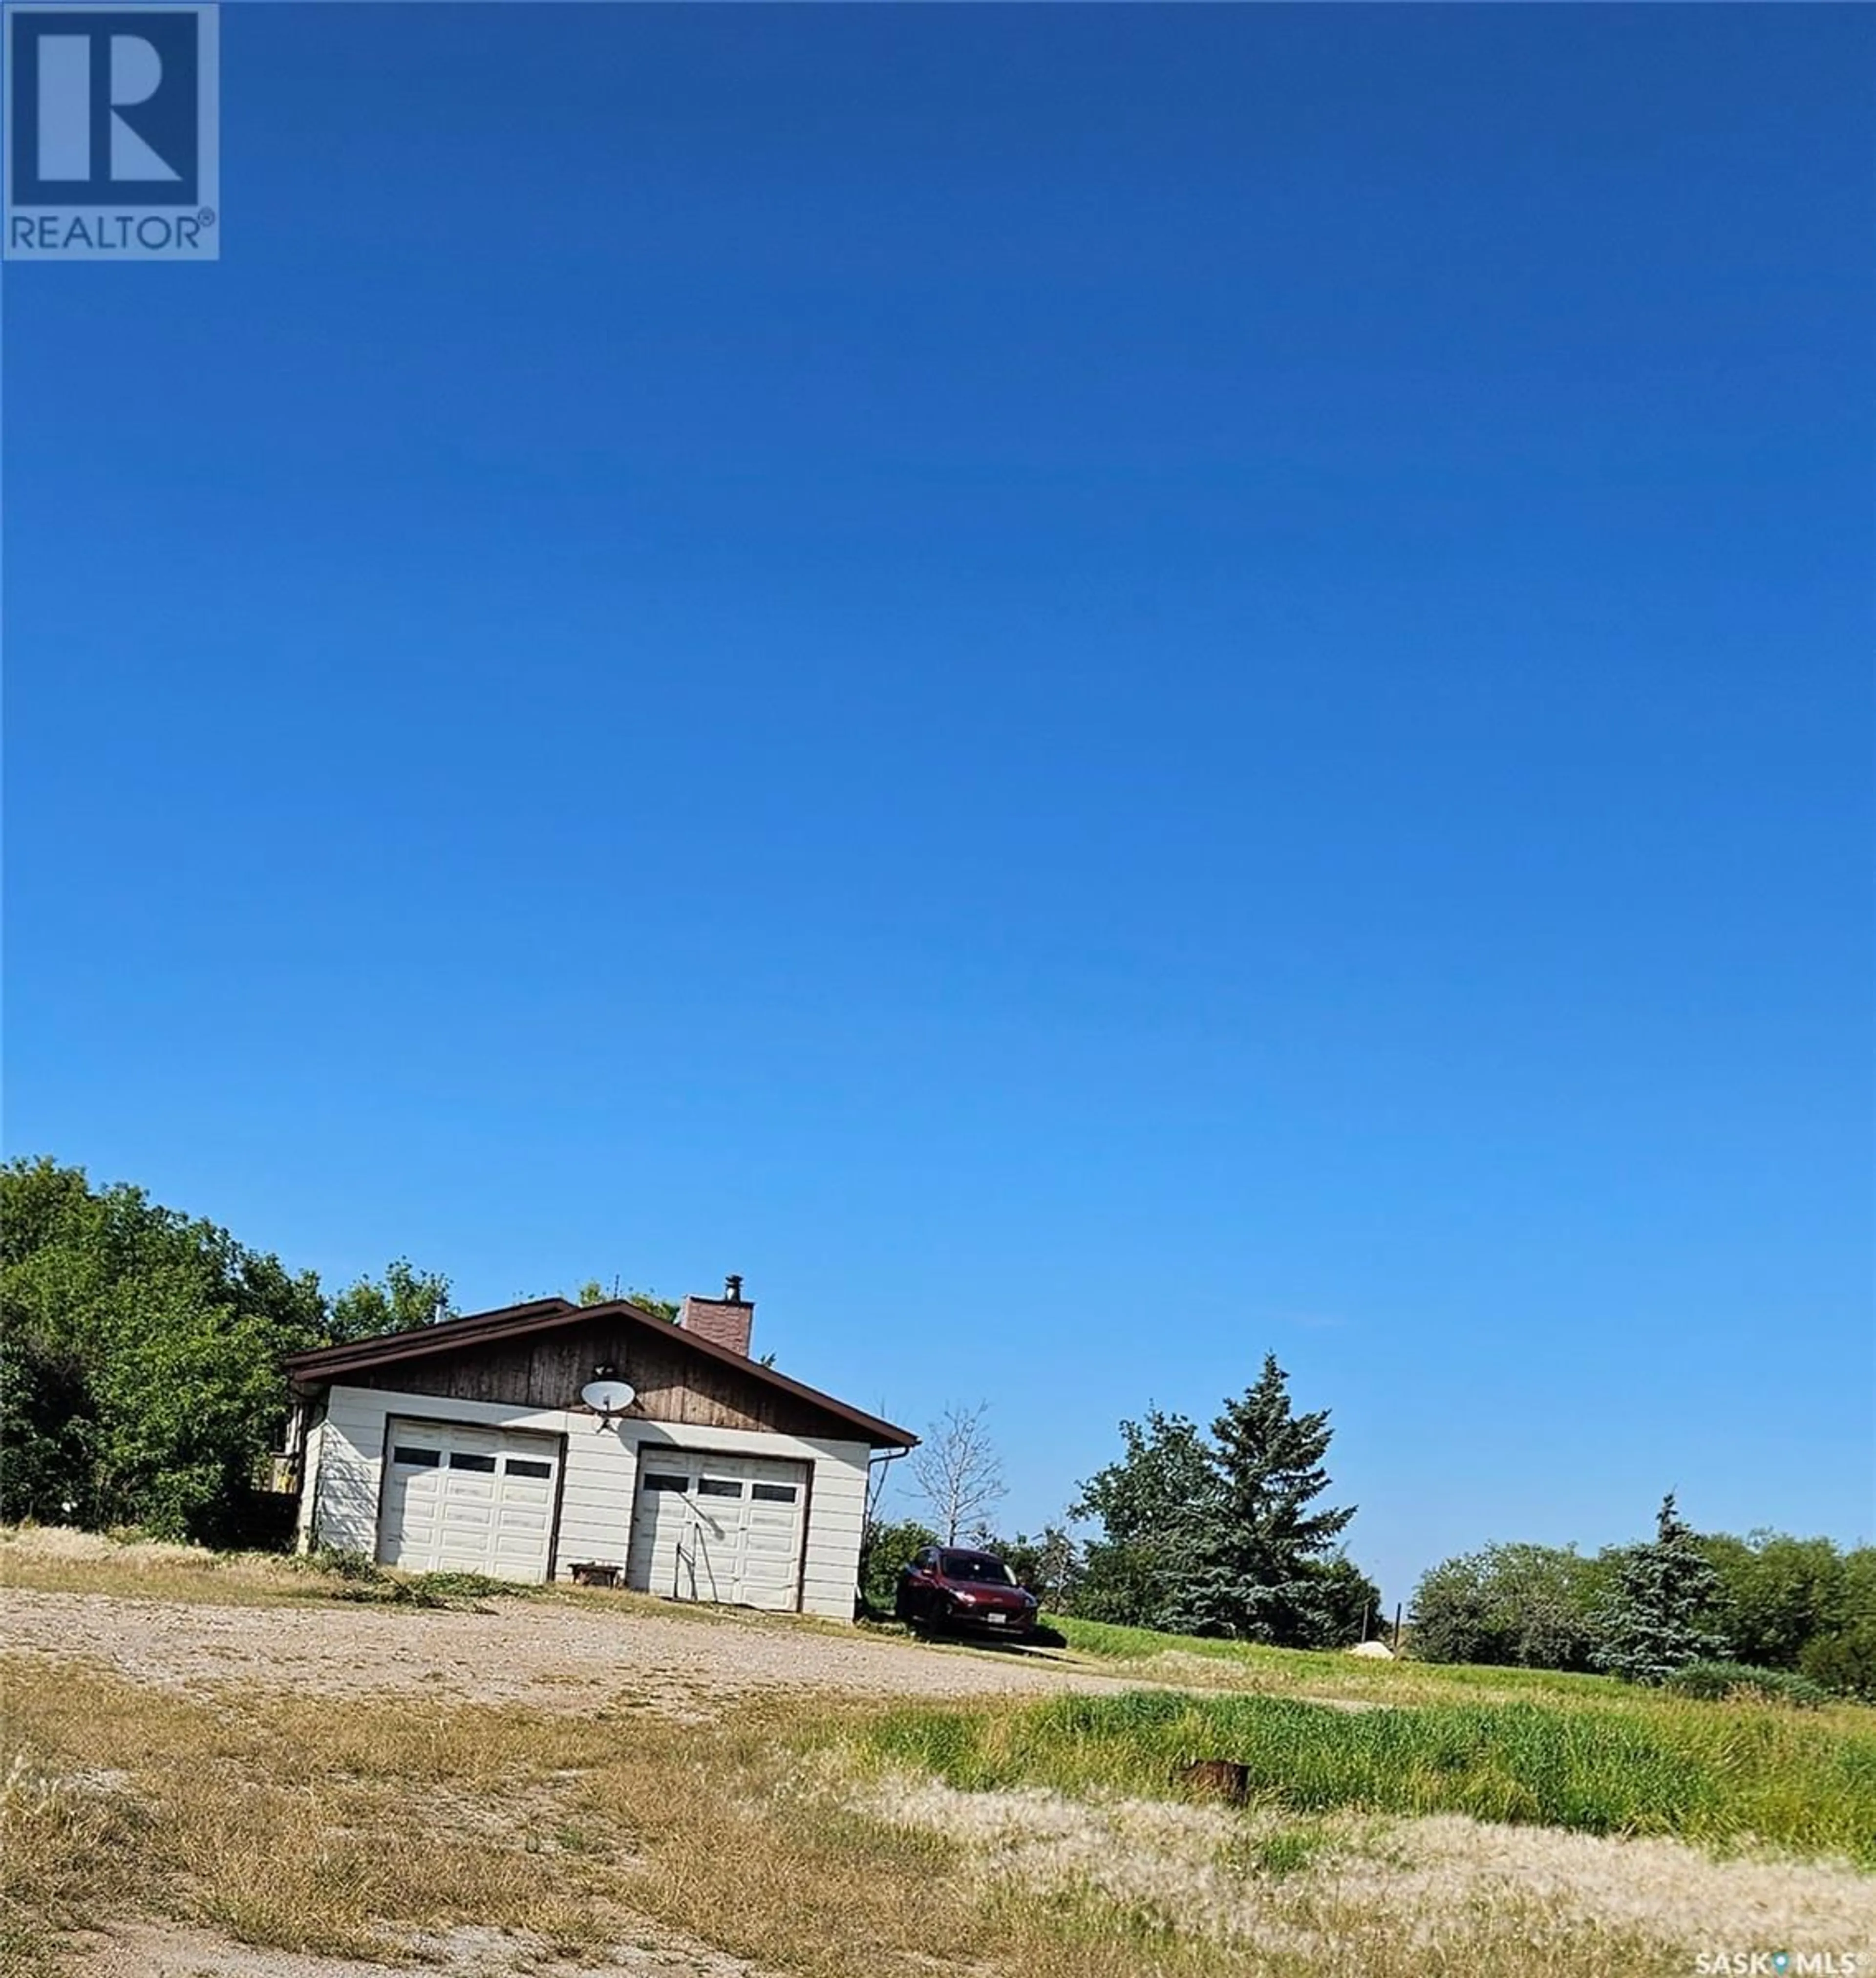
1072,1360,1376,1646
1206,1354,1359,1644
1593,1492,1727,1684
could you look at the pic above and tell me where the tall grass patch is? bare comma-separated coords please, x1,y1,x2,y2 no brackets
861,1687,1876,1866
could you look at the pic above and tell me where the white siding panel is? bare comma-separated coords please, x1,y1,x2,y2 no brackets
294,1417,325,1551
557,1482,640,1511
799,1438,870,1619
554,1430,639,1574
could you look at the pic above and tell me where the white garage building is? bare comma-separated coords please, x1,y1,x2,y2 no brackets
283,1281,916,1620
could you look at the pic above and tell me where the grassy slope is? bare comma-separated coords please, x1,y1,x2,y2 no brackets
1051,1613,1628,1699
0,1655,1731,1978
4,1538,1874,1977
1020,1614,1876,1864
860,1685,1876,1867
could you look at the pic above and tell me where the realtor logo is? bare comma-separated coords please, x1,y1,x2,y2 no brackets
5,4,219,259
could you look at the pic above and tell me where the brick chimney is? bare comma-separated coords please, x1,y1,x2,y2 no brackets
677,1275,753,1358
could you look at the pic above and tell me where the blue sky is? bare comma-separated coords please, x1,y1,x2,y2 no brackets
5,4,1871,1605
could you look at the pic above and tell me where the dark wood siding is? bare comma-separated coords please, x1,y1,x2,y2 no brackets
344,1317,858,1441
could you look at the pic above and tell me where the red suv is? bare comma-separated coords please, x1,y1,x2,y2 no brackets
894,1546,1039,1639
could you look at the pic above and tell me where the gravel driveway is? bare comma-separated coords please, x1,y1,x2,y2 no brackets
0,1588,1133,1714
9,1585,1122,1978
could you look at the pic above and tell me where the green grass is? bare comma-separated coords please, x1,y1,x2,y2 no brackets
858,1686,1876,1867
1221,1820,1338,1879
1047,1614,1628,1699
1048,1614,1636,1715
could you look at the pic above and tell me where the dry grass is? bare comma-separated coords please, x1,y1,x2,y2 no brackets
0,1661,619,1971
0,1743,147,1978
16,1531,925,1646
0,1527,326,1608
7,1537,1871,1977
0,1526,870,1641
0,1524,598,1615
11,1653,1865,1978
851,1767,1876,1965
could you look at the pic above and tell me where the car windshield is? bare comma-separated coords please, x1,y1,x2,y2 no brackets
940,1552,1015,1585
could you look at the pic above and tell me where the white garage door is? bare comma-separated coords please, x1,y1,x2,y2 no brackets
377,1418,560,1582
626,1451,807,1612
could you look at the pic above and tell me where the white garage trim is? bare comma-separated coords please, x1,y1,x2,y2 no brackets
293,1406,326,1551
305,1382,872,1619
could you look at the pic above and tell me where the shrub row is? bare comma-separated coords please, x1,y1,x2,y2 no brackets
1663,1661,1830,1709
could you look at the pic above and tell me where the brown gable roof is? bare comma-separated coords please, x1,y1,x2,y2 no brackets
283,1296,917,1449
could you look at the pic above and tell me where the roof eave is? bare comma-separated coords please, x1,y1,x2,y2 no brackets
284,1297,917,1449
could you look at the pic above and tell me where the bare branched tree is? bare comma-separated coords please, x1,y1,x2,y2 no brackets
910,1400,1007,1545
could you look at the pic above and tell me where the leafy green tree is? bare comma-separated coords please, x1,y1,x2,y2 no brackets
1407,1551,1496,1665
1,1157,333,1542
1839,1546,1876,1636
857,1516,939,1616
1799,1546,1876,1699
1072,1408,1223,1632
975,1524,1084,1609
1801,1619,1876,1701
1805,1622,1876,1701
0,1327,96,1525
1291,1553,1385,1649
1409,1542,1613,1670
330,1259,453,1340
1697,1531,1849,1673
1069,1536,1176,1628
0,1157,449,1546
1594,1493,1728,1684
571,1279,677,1315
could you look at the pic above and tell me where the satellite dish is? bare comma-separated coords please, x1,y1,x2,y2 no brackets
580,1378,636,1419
